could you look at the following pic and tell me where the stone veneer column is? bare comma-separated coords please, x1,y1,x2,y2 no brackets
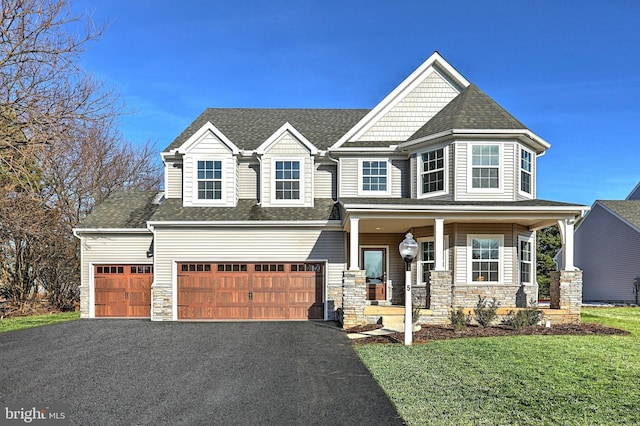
342,270,366,328
79,285,90,318
550,270,583,316
426,270,452,323
151,286,173,321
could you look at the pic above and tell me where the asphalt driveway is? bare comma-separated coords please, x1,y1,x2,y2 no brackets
0,320,405,425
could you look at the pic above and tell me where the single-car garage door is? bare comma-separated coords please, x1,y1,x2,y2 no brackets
94,264,153,317
177,262,324,320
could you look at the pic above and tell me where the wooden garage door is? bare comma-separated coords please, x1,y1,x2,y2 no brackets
177,262,323,320
94,265,153,317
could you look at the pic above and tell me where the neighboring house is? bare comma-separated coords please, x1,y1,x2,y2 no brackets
567,183,640,304
74,52,588,326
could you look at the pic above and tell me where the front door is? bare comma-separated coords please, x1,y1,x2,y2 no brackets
362,248,386,301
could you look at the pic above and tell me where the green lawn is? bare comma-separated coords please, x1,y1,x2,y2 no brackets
0,311,80,333
355,307,640,425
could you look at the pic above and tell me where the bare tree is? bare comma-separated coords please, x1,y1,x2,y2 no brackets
0,0,162,313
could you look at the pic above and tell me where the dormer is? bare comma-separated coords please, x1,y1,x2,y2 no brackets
165,121,240,207
256,122,317,207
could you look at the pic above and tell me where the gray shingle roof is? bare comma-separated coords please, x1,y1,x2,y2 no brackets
149,198,340,222
339,198,585,208
599,200,640,230
77,191,162,229
163,108,370,152
408,84,528,142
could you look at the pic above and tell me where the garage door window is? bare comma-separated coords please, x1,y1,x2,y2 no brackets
218,263,248,272
181,263,211,272
255,264,285,272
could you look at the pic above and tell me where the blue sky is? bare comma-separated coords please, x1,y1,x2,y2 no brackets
73,0,640,206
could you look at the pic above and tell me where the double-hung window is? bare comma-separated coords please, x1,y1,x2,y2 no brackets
420,240,435,283
197,160,222,200
519,237,533,284
471,144,500,189
469,235,502,282
520,149,533,195
421,148,445,195
275,160,300,200
360,160,388,194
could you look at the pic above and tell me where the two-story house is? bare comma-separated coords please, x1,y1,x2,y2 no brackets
74,52,589,327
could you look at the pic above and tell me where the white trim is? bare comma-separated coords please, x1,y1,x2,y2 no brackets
518,146,534,198
398,129,551,153
517,234,534,284
175,121,240,155
256,122,318,155
357,158,391,196
467,234,504,284
417,236,449,285
270,158,305,205
417,145,449,199
148,220,343,229
467,142,503,193
190,157,229,205
331,52,470,149
360,245,391,303
73,228,152,236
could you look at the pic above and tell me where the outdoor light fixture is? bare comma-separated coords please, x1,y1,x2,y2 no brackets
399,232,418,345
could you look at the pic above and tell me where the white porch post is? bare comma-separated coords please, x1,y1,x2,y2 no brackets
558,218,576,271
434,218,445,271
349,217,360,270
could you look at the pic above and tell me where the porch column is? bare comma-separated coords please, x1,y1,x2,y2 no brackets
434,218,445,271
558,218,576,271
349,216,360,270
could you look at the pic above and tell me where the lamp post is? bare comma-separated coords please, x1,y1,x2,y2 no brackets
399,232,419,345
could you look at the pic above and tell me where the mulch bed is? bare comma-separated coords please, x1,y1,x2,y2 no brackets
346,323,630,345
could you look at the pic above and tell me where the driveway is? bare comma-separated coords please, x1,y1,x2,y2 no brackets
0,320,405,425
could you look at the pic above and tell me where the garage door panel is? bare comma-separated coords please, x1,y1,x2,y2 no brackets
94,265,152,318
177,262,324,320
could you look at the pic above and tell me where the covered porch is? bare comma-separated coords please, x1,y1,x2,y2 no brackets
338,200,588,328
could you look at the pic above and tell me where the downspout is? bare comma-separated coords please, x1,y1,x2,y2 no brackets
257,154,263,207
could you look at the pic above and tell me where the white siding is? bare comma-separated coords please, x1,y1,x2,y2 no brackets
164,159,183,199
238,160,259,199
575,203,640,302
183,133,235,206
339,157,406,198
315,163,337,199
261,132,313,207
356,71,460,142
153,227,346,318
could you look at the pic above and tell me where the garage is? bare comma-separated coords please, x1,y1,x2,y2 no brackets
177,262,324,320
94,264,153,317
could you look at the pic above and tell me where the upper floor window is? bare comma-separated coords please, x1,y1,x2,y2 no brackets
520,149,532,195
275,160,300,200
359,159,389,195
421,148,445,195
471,144,500,189
197,160,222,200
469,235,502,283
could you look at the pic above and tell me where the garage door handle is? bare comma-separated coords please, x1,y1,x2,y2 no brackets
248,292,253,300
125,292,129,299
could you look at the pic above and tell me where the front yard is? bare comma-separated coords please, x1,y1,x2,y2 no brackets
355,307,640,425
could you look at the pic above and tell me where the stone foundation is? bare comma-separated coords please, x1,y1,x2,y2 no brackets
342,270,366,328
151,286,173,321
550,270,583,322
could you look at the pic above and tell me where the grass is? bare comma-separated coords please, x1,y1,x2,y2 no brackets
355,307,640,425
0,311,80,333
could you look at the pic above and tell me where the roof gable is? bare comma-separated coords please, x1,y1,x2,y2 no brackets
597,200,640,233
331,52,470,149
626,181,640,200
256,122,318,155
170,121,240,156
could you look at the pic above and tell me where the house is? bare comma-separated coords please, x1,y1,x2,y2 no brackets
567,182,640,304
73,52,589,327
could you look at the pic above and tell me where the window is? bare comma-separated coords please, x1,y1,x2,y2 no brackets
275,160,300,200
520,149,532,194
197,160,222,200
471,145,500,189
420,241,435,283
469,236,501,282
421,148,445,194
519,238,533,284
362,160,388,192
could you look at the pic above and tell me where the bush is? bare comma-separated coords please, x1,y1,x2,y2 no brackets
449,308,470,331
505,305,543,330
474,296,499,327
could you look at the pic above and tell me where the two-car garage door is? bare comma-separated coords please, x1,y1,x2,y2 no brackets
177,262,324,320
